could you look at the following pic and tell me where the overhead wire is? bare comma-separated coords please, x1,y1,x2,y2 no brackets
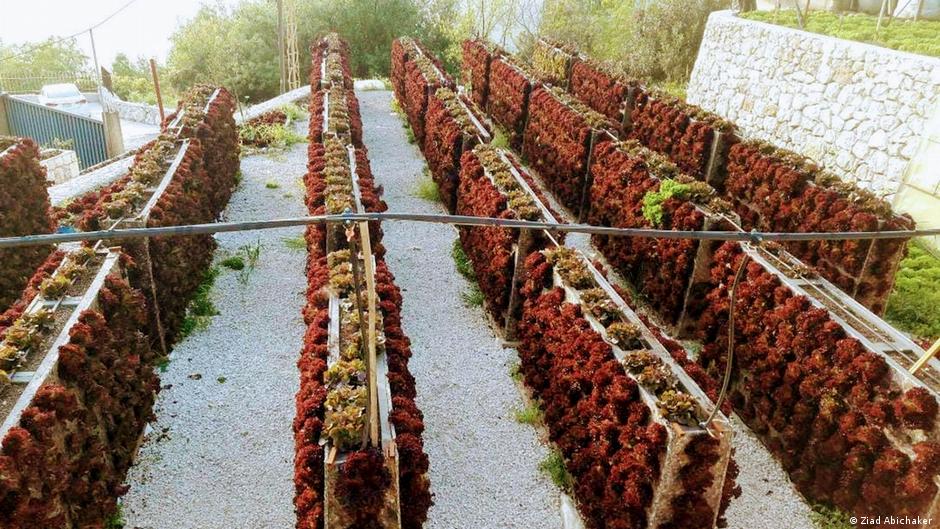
0,0,141,64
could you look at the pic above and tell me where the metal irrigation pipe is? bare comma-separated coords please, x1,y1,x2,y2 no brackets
1,213,939,249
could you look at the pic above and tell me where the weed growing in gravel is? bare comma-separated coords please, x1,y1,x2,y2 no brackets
104,505,125,529
221,256,245,270
217,376,227,384
413,174,441,202
265,181,280,189
157,358,170,373
539,449,573,492
180,267,220,338
509,362,522,382
238,241,262,285
240,123,305,151
514,402,542,425
461,284,485,307
283,236,307,251
451,239,476,281
809,504,854,529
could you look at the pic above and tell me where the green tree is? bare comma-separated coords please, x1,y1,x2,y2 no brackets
166,3,274,103
539,0,729,86
0,38,91,92
165,0,465,102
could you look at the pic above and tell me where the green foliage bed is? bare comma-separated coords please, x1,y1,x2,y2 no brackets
740,10,940,57
885,243,940,341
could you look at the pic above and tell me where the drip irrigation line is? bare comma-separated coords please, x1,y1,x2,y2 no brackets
1,212,939,249
702,254,750,431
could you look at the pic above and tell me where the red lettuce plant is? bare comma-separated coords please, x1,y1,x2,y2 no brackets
423,87,490,212
0,137,56,313
461,39,499,108
456,145,555,325
522,86,615,213
400,40,454,147
517,250,738,528
0,271,156,529
311,33,353,90
517,251,664,529
169,84,240,214
628,91,734,181
724,141,912,313
295,69,430,527
486,56,537,149
695,241,940,520
0,250,66,340
587,140,731,325
569,60,637,130
391,38,414,104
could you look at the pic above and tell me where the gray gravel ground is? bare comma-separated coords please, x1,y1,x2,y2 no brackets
359,89,565,529
121,121,309,529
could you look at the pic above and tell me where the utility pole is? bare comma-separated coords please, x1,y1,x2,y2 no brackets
89,29,102,88
277,0,286,94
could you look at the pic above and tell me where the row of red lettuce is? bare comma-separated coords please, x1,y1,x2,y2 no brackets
457,38,940,522
0,83,239,527
0,138,56,315
398,38,742,529
294,35,431,529
461,38,910,316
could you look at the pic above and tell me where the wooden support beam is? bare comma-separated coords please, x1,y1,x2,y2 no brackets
911,338,940,375
358,220,380,449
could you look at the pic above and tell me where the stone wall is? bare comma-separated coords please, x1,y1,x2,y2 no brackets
100,88,163,125
688,10,940,196
40,149,80,185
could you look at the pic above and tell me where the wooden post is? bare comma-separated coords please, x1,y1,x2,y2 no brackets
358,220,380,449
503,228,535,341
102,111,125,158
577,129,602,223
100,67,113,93
0,94,10,136
911,338,940,375
876,0,889,35
150,59,166,123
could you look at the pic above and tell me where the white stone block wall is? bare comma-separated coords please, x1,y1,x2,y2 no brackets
100,88,164,125
40,149,81,185
687,10,940,197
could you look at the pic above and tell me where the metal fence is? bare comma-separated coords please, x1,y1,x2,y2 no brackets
2,94,107,169
0,72,98,95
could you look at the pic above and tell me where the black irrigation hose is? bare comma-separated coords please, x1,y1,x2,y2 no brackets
1,212,938,249
701,254,750,432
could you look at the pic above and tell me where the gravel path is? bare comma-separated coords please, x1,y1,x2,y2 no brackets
359,89,565,529
121,121,310,528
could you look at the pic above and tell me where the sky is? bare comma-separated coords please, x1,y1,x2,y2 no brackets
0,0,243,68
